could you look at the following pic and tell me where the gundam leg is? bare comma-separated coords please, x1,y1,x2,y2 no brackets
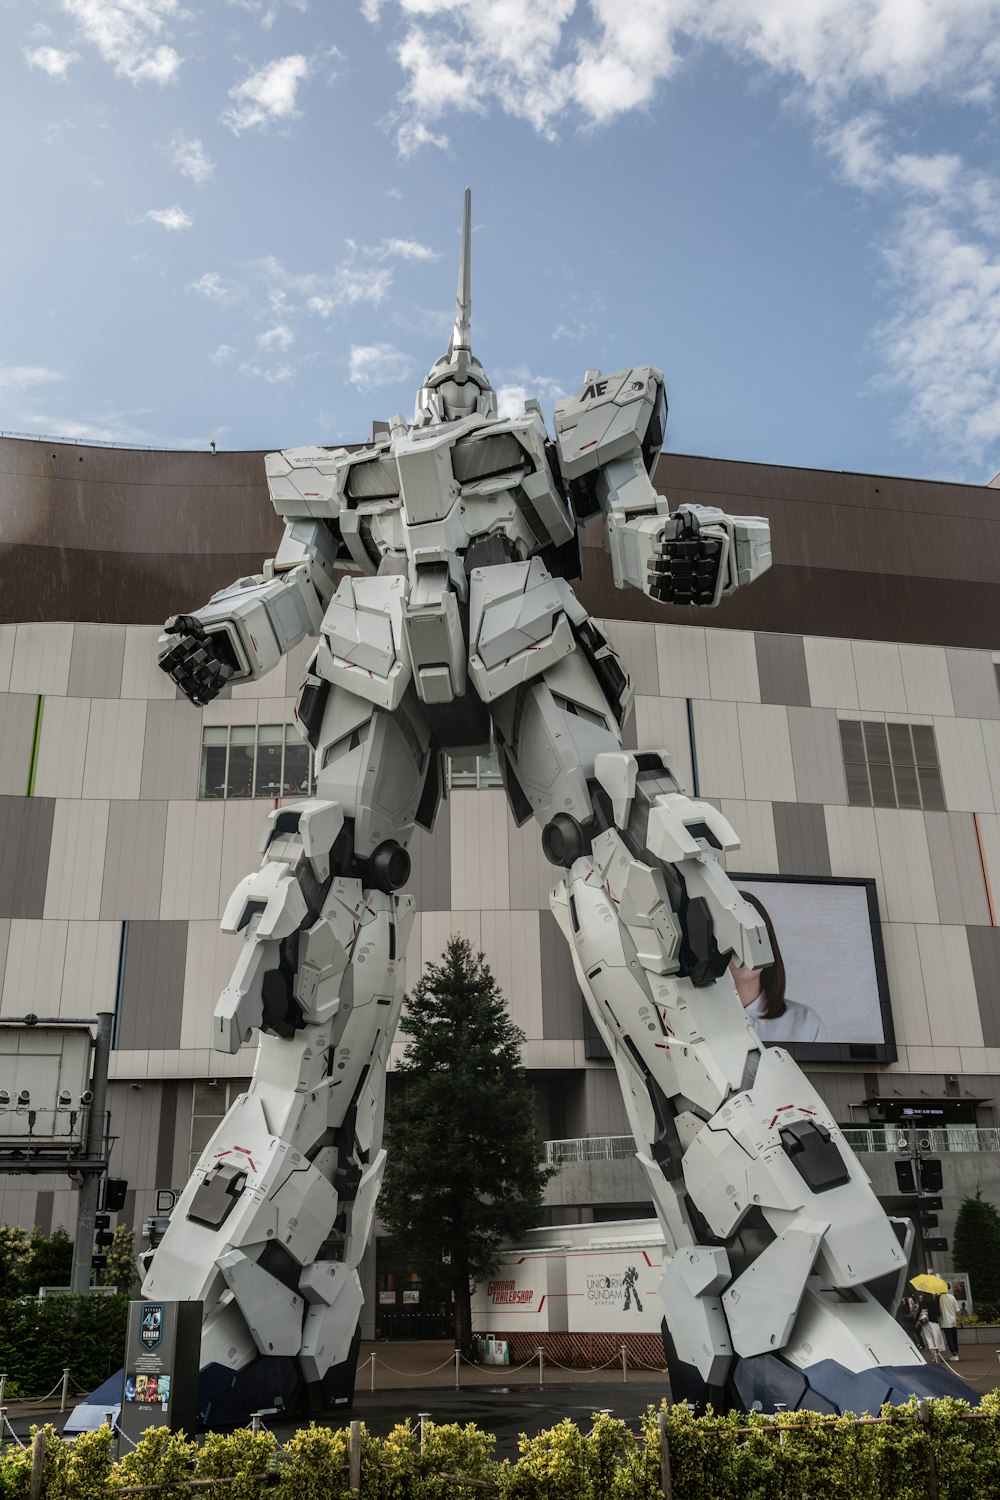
141,681,430,1422
492,630,973,1414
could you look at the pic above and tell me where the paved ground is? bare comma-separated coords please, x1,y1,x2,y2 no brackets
4,1339,999,1458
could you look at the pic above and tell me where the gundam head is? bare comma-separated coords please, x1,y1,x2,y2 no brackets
414,188,498,427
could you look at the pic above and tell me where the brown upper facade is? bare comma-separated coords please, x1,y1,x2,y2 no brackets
1,435,997,648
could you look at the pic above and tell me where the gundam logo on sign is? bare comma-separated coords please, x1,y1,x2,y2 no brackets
586,1268,644,1313
140,1305,164,1350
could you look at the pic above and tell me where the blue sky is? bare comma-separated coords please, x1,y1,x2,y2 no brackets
2,0,1000,483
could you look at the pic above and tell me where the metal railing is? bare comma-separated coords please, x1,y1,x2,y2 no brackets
544,1126,1000,1164
544,1135,638,1164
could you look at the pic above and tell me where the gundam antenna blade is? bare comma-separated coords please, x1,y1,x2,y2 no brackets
448,187,472,359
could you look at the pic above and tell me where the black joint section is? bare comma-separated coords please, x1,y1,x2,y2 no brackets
188,1162,248,1229
368,839,410,893
237,899,267,933
270,811,302,839
647,525,723,607
165,614,206,638
296,674,330,750
541,813,587,867
261,947,305,1040
333,1163,363,1202
464,532,518,575
779,1119,851,1193
678,895,732,987
685,820,723,850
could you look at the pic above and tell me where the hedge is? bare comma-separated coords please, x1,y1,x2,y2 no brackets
2,1399,1000,1500
0,1296,128,1399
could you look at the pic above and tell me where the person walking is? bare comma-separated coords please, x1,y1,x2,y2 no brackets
939,1286,961,1361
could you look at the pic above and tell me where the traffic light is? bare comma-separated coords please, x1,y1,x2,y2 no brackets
919,1213,939,1229
104,1177,128,1212
91,1253,108,1271
925,1236,949,1252
895,1159,917,1193
94,1210,114,1250
919,1158,943,1194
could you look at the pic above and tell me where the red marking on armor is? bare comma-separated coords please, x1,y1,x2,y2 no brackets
214,1144,258,1172
642,1251,653,1266
579,440,598,451
366,905,376,917
604,880,621,907
767,1104,802,1129
304,492,319,497
585,868,594,881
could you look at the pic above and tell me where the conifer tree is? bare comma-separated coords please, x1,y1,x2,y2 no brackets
952,1188,1000,1309
379,936,554,1353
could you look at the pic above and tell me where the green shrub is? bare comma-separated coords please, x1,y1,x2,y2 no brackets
0,1294,128,1397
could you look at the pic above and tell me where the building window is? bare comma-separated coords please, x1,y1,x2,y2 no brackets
839,719,945,810
446,748,504,789
200,725,315,800
189,1079,251,1174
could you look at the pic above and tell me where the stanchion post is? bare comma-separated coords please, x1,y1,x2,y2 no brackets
657,1409,673,1500
29,1428,45,1500
251,1413,262,1436
621,1343,627,1384
370,1352,376,1392
60,1369,70,1414
454,1348,461,1391
349,1419,362,1493
419,1412,431,1452
0,1374,6,1409
537,1346,544,1390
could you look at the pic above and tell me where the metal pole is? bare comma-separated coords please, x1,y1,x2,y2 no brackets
349,1420,361,1492
29,1429,45,1500
454,1348,460,1390
69,1012,114,1294
251,1413,261,1435
370,1352,376,1392
621,1342,627,1384
657,1410,673,1500
0,1374,5,1408
60,1368,70,1413
418,1413,430,1452
537,1346,544,1389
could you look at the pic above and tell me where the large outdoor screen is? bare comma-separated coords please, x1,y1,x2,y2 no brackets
730,874,896,1064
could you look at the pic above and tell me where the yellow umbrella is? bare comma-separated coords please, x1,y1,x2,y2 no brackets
910,1274,949,1295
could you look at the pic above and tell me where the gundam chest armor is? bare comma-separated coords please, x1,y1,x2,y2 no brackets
146,191,973,1425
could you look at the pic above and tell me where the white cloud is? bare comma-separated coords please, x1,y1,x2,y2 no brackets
396,119,448,156
62,0,183,85
170,134,214,185
349,342,416,391
374,237,438,261
146,205,192,230
226,0,307,26
24,45,79,77
189,271,229,300
222,53,310,133
0,365,64,391
210,344,235,365
257,323,294,352
238,360,294,384
495,368,566,420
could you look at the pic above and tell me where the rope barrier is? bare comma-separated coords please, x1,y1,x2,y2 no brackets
1,1410,27,1448
370,1353,458,1377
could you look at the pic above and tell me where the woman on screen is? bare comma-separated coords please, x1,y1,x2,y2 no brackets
731,891,827,1043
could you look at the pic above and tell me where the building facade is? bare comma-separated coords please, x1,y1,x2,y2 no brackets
2,434,1000,1318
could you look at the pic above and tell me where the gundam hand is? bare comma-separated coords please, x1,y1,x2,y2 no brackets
607,503,772,607
158,615,238,706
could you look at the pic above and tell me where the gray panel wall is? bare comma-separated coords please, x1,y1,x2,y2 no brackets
772,802,832,876
101,801,169,919
0,695,37,796
924,813,991,926
786,707,849,805
967,926,1000,1047
0,797,55,919
118,920,188,1050
755,633,811,707
538,909,583,1041
946,649,1000,720
407,797,451,912
68,624,125,698
139,701,203,800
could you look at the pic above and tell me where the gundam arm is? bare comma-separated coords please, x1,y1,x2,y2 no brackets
159,438,358,704
553,367,771,607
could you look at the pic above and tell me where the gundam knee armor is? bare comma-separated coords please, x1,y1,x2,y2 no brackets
549,748,967,1413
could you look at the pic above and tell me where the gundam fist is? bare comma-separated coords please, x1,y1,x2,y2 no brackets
647,510,726,607
159,615,237,706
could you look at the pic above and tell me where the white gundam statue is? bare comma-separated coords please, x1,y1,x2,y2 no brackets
145,192,970,1420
